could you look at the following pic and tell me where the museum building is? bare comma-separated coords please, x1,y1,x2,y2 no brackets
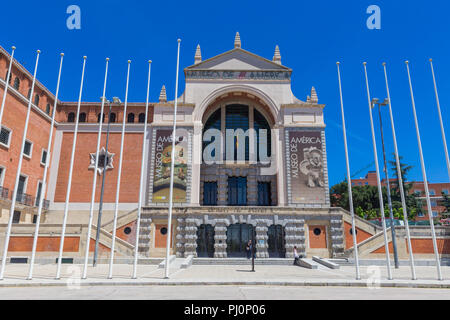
0,34,349,260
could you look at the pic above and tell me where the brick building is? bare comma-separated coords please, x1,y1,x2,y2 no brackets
352,171,450,220
0,34,448,262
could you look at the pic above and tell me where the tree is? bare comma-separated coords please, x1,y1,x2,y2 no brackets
442,192,450,214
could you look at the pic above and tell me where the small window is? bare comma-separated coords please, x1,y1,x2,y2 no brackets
0,126,11,147
432,211,438,218
97,113,105,123
0,167,4,187
124,227,132,235
127,113,135,123
109,113,116,123
13,77,20,90
23,140,33,158
160,227,168,235
5,70,12,85
350,228,358,236
418,212,425,217
414,190,422,196
34,94,40,106
32,215,38,224
429,189,436,196
313,228,322,236
27,88,32,99
46,103,51,115
12,211,21,224
443,189,449,195
79,113,87,123
41,149,48,165
68,112,75,123
431,200,437,207
138,113,146,123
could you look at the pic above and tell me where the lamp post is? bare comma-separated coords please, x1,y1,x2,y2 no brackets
371,98,400,269
93,97,120,267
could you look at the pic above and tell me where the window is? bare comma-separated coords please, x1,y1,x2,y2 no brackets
34,94,40,106
254,108,271,161
429,189,436,196
414,190,422,196
13,77,20,90
417,212,425,217
0,126,11,147
12,211,21,224
127,113,135,123
0,167,4,187
443,189,449,195
27,88,32,99
23,140,33,158
17,175,27,196
431,200,437,207
79,113,87,123
68,112,75,123
228,177,247,206
202,108,221,160
432,211,438,218
5,70,12,85
138,113,146,123
97,113,105,123
46,104,51,115
35,182,43,207
226,105,249,161
41,149,48,166
257,182,271,206
32,215,38,224
203,182,218,206
109,113,116,123
313,228,322,236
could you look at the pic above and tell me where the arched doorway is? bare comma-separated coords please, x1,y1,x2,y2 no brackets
268,225,286,258
196,224,215,258
226,224,255,258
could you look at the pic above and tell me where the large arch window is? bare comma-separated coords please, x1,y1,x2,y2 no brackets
67,112,75,123
202,104,271,163
127,113,135,123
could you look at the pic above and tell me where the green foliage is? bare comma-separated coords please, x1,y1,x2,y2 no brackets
331,155,422,221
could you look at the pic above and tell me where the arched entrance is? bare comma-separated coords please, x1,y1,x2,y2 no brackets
226,224,255,258
268,225,286,258
196,224,215,258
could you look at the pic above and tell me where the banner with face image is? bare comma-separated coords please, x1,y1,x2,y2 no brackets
287,130,326,204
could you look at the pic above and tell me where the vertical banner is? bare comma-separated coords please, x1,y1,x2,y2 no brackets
287,130,326,204
152,129,188,203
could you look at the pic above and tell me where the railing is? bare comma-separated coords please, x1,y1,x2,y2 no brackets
15,193,50,210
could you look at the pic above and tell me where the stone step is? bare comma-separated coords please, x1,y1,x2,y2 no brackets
193,258,294,266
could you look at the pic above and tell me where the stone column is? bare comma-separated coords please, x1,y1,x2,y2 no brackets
330,217,345,258
255,220,269,258
214,219,228,258
284,218,306,258
175,218,186,258
138,217,152,258
184,218,198,257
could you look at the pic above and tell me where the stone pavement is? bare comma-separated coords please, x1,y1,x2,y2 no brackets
0,262,449,289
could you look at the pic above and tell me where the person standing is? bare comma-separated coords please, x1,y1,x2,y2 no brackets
293,246,300,266
246,240,253,259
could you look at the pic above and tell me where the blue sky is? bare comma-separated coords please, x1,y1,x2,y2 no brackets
2,0,449,187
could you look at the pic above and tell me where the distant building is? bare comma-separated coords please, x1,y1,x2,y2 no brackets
351,172,449,221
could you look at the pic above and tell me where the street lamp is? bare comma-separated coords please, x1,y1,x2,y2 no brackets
371,98,400,269
93,97,121,267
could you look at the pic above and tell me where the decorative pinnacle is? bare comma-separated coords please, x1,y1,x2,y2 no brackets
310,87,319,104
159,85,167,103
195,44,202,64
273,45,281,64
234,32,241,48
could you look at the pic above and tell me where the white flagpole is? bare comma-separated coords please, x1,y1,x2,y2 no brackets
0,50,40,280
27,53,64,280
56,56,87,280
82,58,109,279
0,46,16,127
336,62,361,280
405,61,443,281
382,62,417,280
165,39,181,279
132,60,152,279
108,60,131,279
363,62,393,280
429,59,450,181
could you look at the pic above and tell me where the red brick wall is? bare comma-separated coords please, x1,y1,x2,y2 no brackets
344,222,373,249
0,86,56,200
408,239,450,254
308,226,327,249
54,131,143,203
8,236,80,252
